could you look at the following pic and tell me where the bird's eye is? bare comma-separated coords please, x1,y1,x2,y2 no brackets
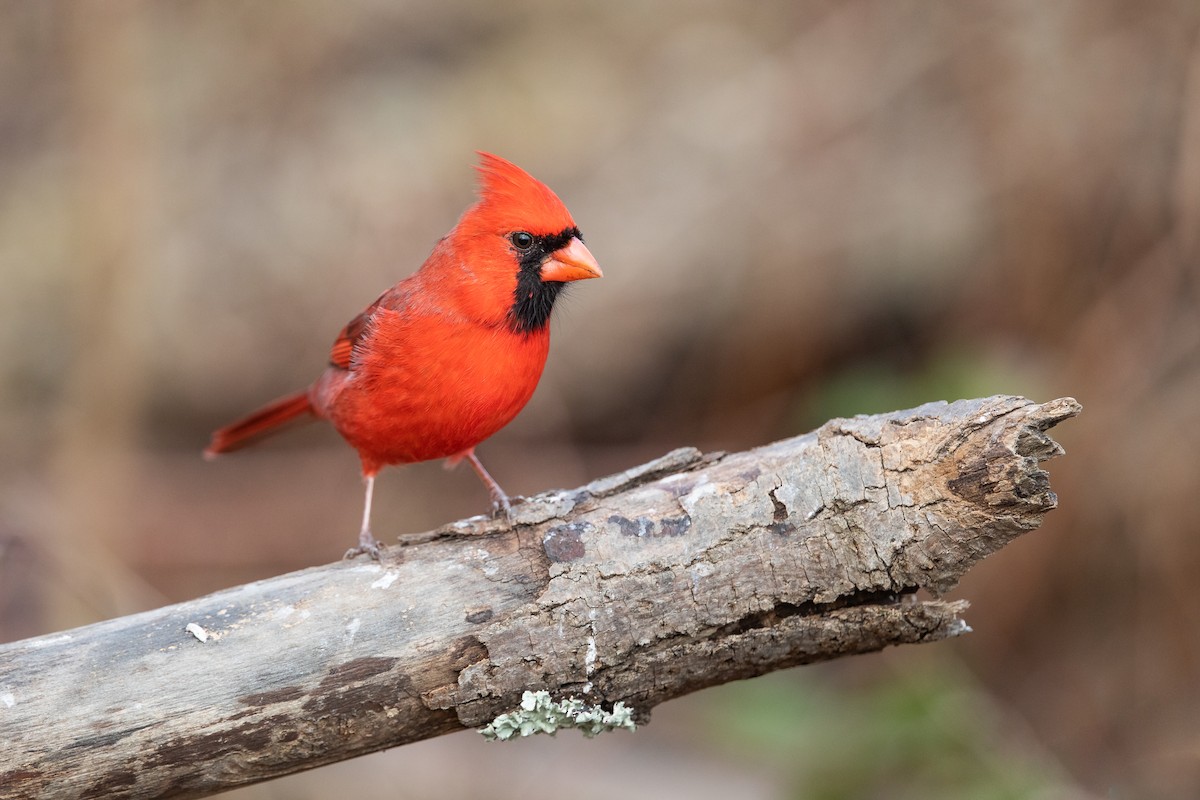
510,232,535,252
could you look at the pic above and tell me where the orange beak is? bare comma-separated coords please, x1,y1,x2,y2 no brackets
540,237,602,283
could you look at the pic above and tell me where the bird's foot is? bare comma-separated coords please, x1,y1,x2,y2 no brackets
490,491,514,522
343,528,383,561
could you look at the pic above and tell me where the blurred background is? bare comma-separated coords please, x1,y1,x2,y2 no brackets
1,1,1198,798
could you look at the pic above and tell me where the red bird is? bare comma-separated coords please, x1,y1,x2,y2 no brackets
205,153,602,557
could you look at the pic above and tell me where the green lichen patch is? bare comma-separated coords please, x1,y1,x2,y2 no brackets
480,691,636,740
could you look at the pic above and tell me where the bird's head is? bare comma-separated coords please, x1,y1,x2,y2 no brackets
443,152,602,333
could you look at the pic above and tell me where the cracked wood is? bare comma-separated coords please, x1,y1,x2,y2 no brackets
0,395,1080,800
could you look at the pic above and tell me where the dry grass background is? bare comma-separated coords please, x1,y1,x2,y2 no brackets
2,2,1199,798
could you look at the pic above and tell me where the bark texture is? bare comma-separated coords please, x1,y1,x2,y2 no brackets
0,395,1080,799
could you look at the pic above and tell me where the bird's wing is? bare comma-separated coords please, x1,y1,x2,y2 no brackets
328,309,371,370
328,285,413,371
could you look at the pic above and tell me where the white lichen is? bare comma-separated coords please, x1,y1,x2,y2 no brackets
479,690,636,741
946,618,974,637
185,623,210,643
584,608,598,679
371,571,399,590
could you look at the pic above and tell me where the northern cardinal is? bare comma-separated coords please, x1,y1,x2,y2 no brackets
205,153,601,557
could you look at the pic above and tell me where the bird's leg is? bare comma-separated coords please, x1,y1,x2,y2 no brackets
464,450,513,519
343,473,382,560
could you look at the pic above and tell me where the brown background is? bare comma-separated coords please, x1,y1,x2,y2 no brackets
1,2,1198,798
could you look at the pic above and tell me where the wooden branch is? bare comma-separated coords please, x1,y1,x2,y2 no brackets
0,395,1080,800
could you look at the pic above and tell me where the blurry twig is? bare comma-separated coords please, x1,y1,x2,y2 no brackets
0,395,1079,800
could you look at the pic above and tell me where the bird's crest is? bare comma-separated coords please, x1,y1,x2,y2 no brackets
471,152,576,235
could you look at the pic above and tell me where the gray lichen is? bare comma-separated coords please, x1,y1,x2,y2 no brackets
479,690,636,740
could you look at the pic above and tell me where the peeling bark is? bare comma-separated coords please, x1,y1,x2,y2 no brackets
0,395,1079,800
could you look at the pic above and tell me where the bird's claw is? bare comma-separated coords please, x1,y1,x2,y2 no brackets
490,492,515,523
343,530,383,561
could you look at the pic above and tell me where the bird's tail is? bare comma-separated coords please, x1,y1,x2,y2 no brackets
204,390,315,458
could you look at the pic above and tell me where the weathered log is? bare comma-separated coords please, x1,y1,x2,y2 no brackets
0,395,1080,799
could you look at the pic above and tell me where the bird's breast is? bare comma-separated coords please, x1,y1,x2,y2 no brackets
316,309,551,468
